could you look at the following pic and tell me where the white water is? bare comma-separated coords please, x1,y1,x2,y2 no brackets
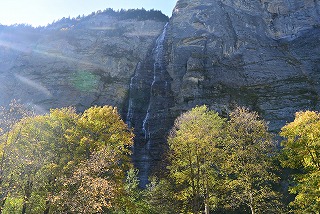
142,23,169,142
126,62,141,128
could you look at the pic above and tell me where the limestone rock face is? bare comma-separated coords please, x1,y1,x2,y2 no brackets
0,12,167,113
125,1,320,185
165,0,320,131
127,0,320,184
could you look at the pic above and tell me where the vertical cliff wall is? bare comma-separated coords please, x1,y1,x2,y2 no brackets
125,23,175,186
124,0,320,184
165,0,320,131
1,2,320,186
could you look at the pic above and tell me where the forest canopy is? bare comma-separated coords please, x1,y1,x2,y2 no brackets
0,102,319,213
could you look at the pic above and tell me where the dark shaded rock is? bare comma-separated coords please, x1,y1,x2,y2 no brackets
125,23,175,186
126,0,320,185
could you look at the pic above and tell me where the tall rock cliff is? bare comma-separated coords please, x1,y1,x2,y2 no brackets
165,0,320,131
0,10,168,113
125,0,320,184
0,2,320,185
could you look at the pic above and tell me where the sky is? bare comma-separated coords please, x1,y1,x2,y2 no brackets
0,0,178,27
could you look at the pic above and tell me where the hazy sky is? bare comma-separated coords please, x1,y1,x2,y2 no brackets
0,0,178,27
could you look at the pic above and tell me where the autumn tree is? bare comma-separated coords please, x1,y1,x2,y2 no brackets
1,105,134,214
223,107,283,214
167,105,225,214
280,111,320,213
52,106,134,213
52,149,118,213
0,100,34,213
65,105,133,166
2,107,78,213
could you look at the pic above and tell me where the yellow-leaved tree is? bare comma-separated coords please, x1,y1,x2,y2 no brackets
0,100,34,213
223,107,284,214
1,105,134,214
167,105,226,214
280,110,320,213
2,107,79,214
53,106,134,213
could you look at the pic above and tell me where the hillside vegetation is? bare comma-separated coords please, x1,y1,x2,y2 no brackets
0,101,319,213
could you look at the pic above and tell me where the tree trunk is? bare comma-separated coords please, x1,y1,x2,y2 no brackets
43,200,50,214
0,197,6,214
250,205,255,214
204,202,209,214
204,177,209,214
249,192,255,214
21,203,27,214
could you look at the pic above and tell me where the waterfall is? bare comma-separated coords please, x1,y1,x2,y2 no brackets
126,62,141,128
126,22,173,187
142,23,169,144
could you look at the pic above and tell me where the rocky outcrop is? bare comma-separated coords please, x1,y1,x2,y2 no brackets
0,10,168,113
123,0,320,185
165,0,320,131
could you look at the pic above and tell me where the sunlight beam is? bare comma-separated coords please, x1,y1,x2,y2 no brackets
14,74,52,97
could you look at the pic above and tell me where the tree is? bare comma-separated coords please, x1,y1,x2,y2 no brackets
223,107,283,214
51,106,134,213
167,105,225,213
52,149,118,213
0,100,34,213
112,168,154,214
145,176,179,214
66,105,133,163
1,105,134,214
2,107,78,214
280,110,320,213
